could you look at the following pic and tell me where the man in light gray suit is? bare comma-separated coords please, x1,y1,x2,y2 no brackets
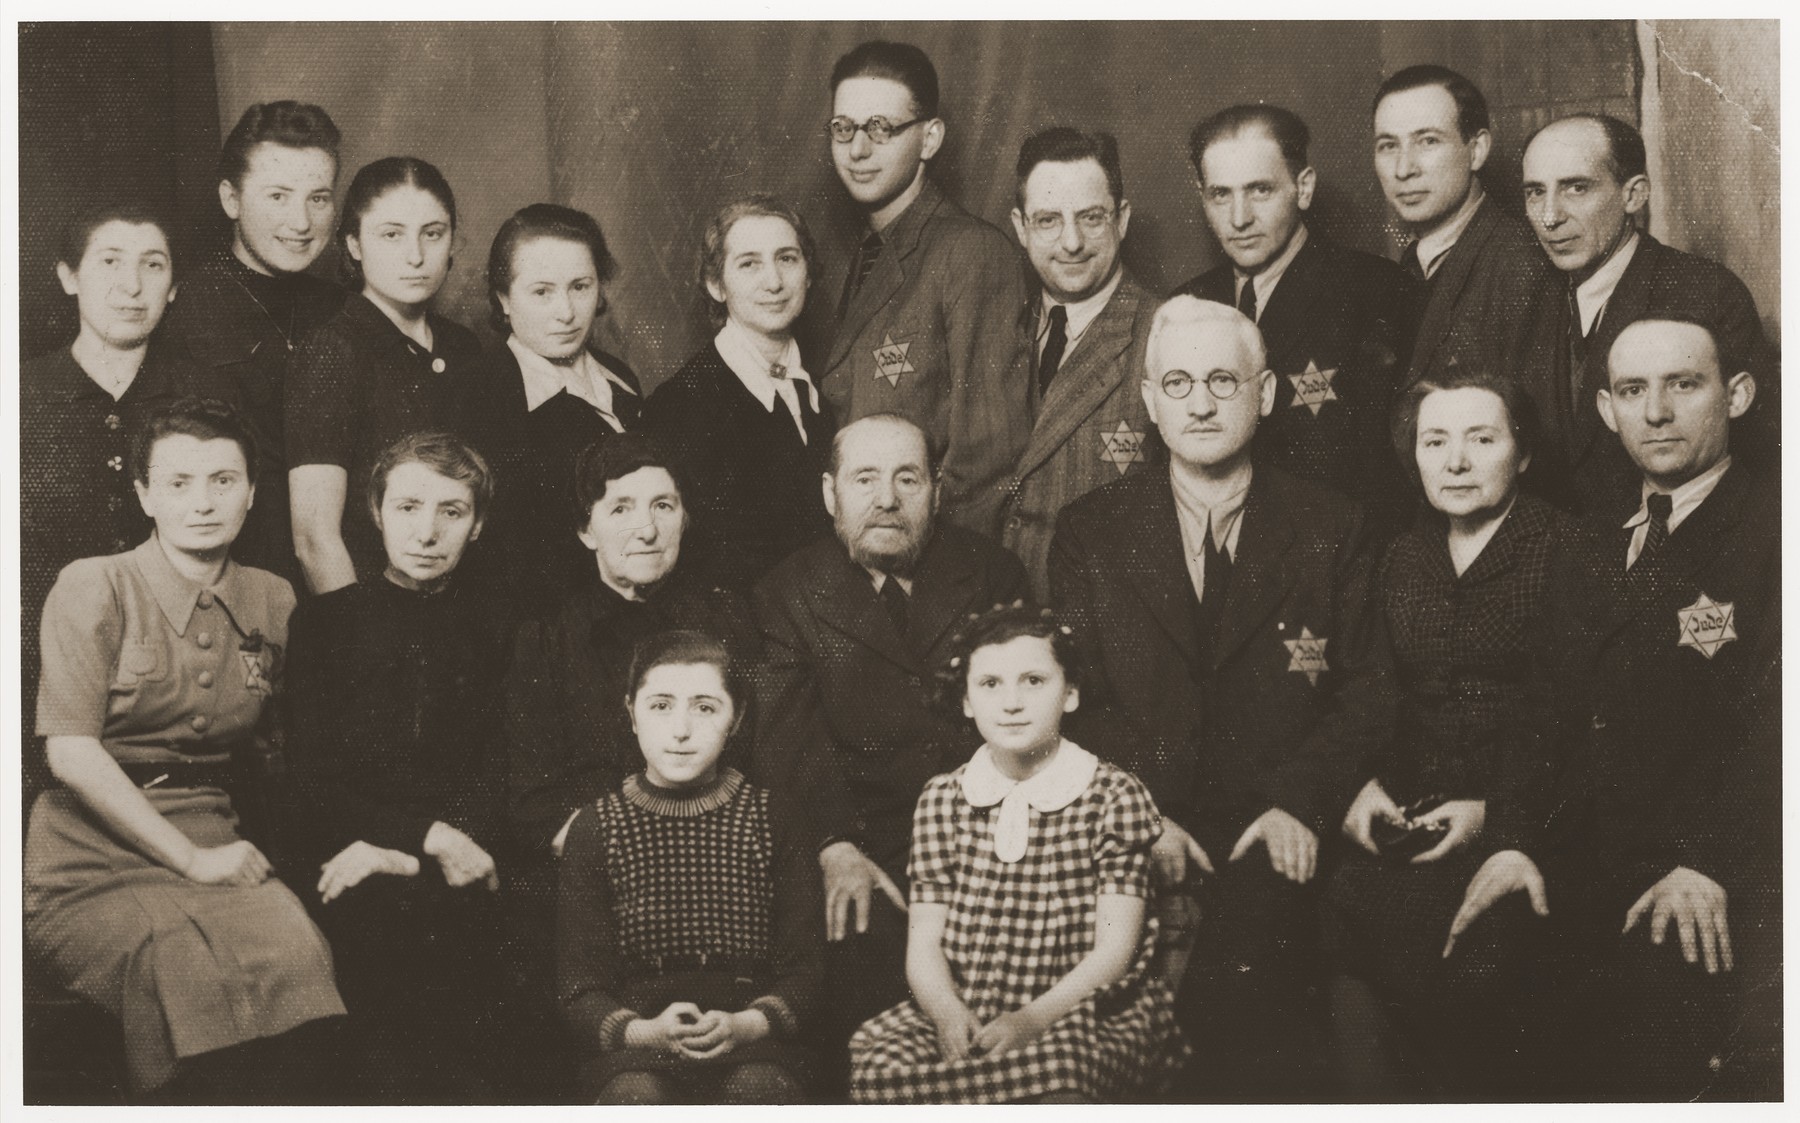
996,127,1158,598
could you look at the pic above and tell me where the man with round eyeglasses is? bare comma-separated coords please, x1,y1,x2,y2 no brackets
1051,296,1394,1100
816,39,1031,541
995,126,1157,600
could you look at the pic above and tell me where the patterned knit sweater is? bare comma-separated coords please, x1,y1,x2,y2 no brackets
556,768,822,1050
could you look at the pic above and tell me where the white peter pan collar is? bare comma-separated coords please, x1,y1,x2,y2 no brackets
959,739,1098,863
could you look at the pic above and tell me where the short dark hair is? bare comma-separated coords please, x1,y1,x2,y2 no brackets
1189,104,1311,180
367,431,495,526
130,397,258,487
698,195,816,327
337,156,457,289
59,202,173,270
1530,112,1648,184
487,203,617,334
827,412,941,478
217,101,341,188
1391,366,1540,492
572,431,691,529
1373,64,1490,141
831,40,939,119
1015,127,1125,209
934,601,1083,714
627,628,751,718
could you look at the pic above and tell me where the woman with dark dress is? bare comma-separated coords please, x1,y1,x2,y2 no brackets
1320,369,1565,1099
460,203,642,621
26,399,344,1103
285,431,514,1103
21,205,203,784
641,195,833,592
558,629,821,1103
286,157,481,594
503,434,758,1001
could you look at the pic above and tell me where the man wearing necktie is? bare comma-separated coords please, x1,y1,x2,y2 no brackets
1371,66,1557,393
1050,297,1393,1100
1177,104,1419,539
753,413,1028,1093
815,41,1033,540
1446,317,1778,1100
1520,113,1774,514
994,127,1157,599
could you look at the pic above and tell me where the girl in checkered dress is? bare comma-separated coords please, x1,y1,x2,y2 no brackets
556,630,821,1103
849,605,1187,1103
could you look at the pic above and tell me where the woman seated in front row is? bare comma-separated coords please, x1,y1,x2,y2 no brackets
504,433,759,1001
284,431,516,1103
1321,368,1565,1099
25,397,343,1103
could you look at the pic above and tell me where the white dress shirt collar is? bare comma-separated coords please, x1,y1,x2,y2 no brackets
1039,268,1125,355
1235,224,1309,321
1169,462,1253,602
1414,184,1487,280
507,335,634,432
1622,454,1732,568
1574,229,1641,336
713,319,817,443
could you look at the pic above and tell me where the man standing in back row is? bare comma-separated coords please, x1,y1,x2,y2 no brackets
818,40,1033,539
1179,104,1418,535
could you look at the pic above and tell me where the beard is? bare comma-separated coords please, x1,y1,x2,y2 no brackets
839,515,930,576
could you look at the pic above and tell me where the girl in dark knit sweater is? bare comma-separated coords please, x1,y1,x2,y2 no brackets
557,630,822,1104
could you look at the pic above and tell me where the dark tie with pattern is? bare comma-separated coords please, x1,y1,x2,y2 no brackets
1402,241,1426,283
1567,284,1589,411
879,574,910,637
1635,492,1673,570
1193,515,1234,663
840,230,885,318
1236,276,1257,321
1039,304,1069,395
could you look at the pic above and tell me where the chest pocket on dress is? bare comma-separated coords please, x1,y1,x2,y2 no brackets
113,639,170,690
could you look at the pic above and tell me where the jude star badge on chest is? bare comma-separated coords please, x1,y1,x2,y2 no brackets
1676,592,1738,659
1287,361,1339,416
1284,627,1329,684
872,333,915,387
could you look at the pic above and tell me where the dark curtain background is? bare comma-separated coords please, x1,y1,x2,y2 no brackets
15,20,1646,389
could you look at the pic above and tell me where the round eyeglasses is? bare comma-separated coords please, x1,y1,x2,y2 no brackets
1159,369,1245,400
826,115,926,145
1025,207,1116,241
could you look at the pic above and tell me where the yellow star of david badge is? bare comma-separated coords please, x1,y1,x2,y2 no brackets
240,650,271,695
872,333,915,387
1676,593,1738,659
1284,627,1329,685
1099,421,1146,475
1287,360,1340,417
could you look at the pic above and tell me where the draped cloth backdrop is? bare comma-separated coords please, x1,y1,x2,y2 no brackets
29,19,1727,387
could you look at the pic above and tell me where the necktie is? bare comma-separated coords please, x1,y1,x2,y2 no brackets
1402,241,1427,283
1567,284,1589,411
1192,514,1234,665
1236,276,1258,322
840,230,884,318
1635,492,1673,570
1038,304,1069,395
878,574,910,638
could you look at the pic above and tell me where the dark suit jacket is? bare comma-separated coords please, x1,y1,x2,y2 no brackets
1526,462,1779,912
1050,465,1394,854
641,342,835,594
816,178,1034,538
999,274,1158,600
1533,233,1776,514
458,342,642,622
1406,197,1559,395
752,526,1030,879
1180,232,1421,536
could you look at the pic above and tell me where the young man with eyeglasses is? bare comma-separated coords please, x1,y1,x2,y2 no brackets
1178,105,1420,538
816,40,1032,540
1051,296,1393,1101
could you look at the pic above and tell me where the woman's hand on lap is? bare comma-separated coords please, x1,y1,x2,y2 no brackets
926,999,981,1062
624,1002,704,1053
971,1007,1048,1058
183,840,272,887
1342,778,1404,856
317,840,422,903
1409,799,1486,863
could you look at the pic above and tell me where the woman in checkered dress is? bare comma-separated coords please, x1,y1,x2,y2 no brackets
849,605,1186,1104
